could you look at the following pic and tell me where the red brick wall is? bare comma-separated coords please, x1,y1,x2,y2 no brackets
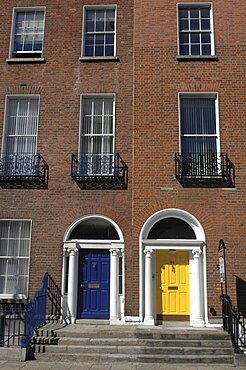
0,0,134,300
133,0,246,318
0,0,245,321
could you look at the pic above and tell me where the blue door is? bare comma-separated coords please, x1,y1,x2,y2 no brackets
78,249,110,319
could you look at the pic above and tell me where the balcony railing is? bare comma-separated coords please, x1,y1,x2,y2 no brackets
0,153,49,189
175,153,235,188
71,153,128,190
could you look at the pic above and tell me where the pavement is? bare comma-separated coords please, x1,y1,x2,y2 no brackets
0,361,246,370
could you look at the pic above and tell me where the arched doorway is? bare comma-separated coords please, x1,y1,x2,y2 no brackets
62,215,124,323
139,209,207,327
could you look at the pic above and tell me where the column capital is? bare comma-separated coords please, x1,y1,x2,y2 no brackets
63,242,78,255
144,249,154,257
110,248,120,256
192,248,202,258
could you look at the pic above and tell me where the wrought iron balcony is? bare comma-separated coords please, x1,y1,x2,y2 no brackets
71,153,128,190
0,154,49,189
175,153,235,188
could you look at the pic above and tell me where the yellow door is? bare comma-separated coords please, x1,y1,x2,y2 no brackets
156,250,190,316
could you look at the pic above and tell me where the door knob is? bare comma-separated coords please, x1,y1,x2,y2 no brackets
80,284,84,288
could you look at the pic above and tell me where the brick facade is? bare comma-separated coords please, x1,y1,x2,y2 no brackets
0,0,245,324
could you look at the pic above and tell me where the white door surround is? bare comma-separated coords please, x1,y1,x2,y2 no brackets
139,209,207,327
61,215,124,324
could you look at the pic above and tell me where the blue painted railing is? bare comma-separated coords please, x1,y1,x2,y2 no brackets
0,273,48,348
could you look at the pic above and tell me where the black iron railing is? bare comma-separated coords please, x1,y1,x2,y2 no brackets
0,153,48,189
46,274,63,322
0,273,47,348
175,152,235,187
71,153,128,189
221,294,246,353
0,272,64,348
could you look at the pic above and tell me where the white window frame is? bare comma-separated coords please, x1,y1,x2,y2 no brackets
1,95,40,176
79,93,116,175
9,7,46,60
2,95,40,154
178,92,220,154
177,3,215,57
81,5,117,59
178,92,221,176
0,219,32,299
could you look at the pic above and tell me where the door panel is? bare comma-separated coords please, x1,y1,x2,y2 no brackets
156,250,190,316
78,249,110,319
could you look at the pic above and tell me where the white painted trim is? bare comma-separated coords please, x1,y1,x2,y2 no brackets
176,3,215,57
81,5,117,58
1,95,40,156
9,7,46,59
78,94,116,167
62,215,125,322
178,92,220,155
139,209,207,327
64,214,124,242
0,219,32,299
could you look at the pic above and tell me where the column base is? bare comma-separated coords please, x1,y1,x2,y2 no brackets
143,316,155,325
192,318,205,327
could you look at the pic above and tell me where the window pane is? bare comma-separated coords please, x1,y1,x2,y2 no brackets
179,9,188,18
95,46,104,56
106,10,115,31
105,45,114,56
201,33,211,43
93,116,102,134
0,259,7,275
190,19,199,30
190,8,199,18
191,44,200,55
191,33,200,43
179,33,189,44
181,98,216,135
95,10,105,32
201,19,210,30
179,19,189,31
180,44,189,55
201,8,210,18
95,34,104,45
85,45,93,56
202,44,211,55
85,10,95,31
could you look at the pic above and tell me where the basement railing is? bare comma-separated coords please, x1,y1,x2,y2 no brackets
221,294,246,353
175,152,235,188
0,272,63,348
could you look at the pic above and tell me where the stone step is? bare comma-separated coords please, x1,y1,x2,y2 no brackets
33,352,234,364
58,336,233,348
34,344,233,356
55,326,230,341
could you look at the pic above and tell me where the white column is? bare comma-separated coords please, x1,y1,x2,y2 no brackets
67,244,78,324
143,249,155,325
192,248,204,327
61,248,68,322
110,248,120,322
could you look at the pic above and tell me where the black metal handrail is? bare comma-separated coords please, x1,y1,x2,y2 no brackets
46,273,63,322
175,152,235,187
0,272,64,348
221,294,246,353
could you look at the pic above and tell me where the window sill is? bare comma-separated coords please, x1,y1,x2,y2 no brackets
176,55,218,62
79,56,119,63
6,57,45,64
